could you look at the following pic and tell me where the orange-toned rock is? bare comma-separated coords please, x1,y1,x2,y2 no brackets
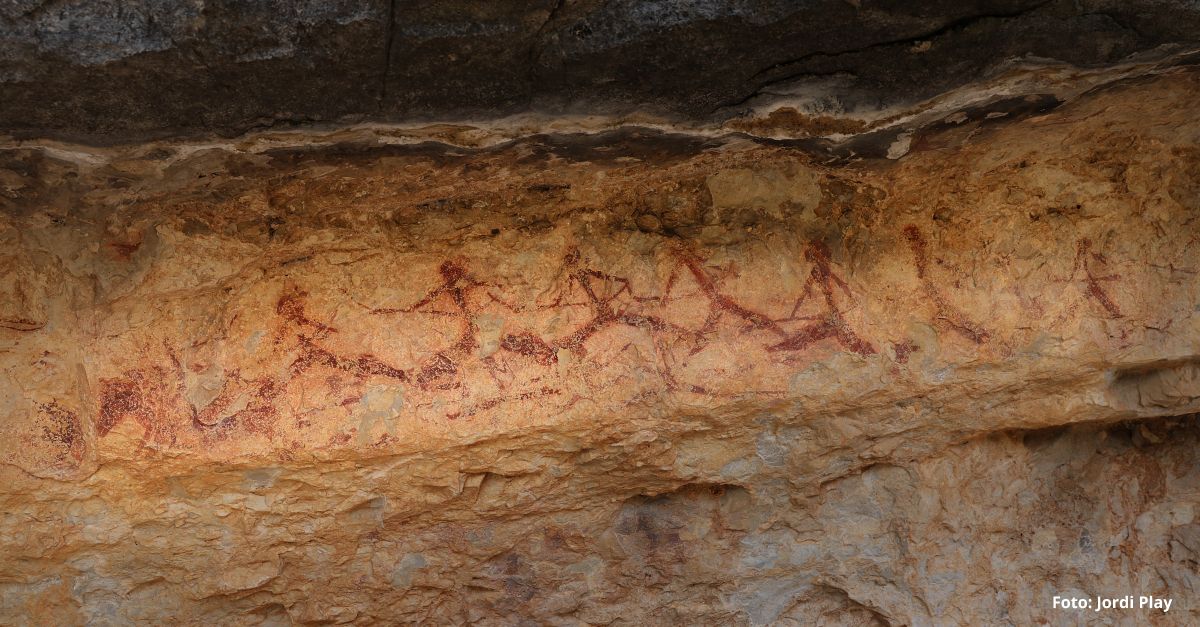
0,67,1198,624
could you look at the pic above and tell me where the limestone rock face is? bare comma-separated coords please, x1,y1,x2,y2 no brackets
2,59,1200,624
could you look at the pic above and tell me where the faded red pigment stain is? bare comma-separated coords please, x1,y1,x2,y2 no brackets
107,239,141,261
36,401,85,464
769,242,875,356
448,386,562,420
326,431,353,447
191,371,284,438
1071,237,1123,318
278,287,408,384
96,378,138,436
97,367,179,445
1,319,44,331
289,335,407,382
277,285,337,334
499,331,557,365
903,225,990,344
891,340,919,364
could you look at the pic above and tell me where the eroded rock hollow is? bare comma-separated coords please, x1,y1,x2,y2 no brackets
3,2,1200,625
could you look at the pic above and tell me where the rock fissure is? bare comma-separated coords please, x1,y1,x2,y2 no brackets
722,0,1059,113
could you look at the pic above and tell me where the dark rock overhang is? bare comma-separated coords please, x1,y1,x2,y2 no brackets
3,0,1200,142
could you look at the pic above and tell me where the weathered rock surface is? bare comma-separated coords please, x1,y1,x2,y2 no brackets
1,57,1200,624
3,0,1200,140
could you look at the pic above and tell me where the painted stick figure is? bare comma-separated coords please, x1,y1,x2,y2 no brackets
500,248,692,361
675,249,787,341
902,225,989,343
1070,238,1122,318
374,260,495,389
769,242,875,356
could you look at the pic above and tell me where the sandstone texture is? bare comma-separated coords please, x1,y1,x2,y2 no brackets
2,50,1200,626
4,0,1200,140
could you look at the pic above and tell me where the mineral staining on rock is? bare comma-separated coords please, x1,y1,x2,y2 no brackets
0,64,1199,623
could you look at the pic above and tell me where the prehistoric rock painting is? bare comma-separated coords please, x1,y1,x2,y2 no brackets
483,248,691,401
6,58,1198,626
98,363,183,446
189,368,284,437
768,242,876,356
658,243,873,357
372,260,507,390
97,284,410,446
282,285,407,385
890,339,919,364
242,286,407,432
1069,238,1123,318
88,227,1135,443
33,401,84,467
668,246,787,351
89,240,901,442
537,248,692,357
0,315,44,332
902,225,990,344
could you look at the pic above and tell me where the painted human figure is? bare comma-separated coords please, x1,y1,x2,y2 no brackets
374,260,494,389
769,242,875,356
902,225,989,343
1070,237,1122,318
